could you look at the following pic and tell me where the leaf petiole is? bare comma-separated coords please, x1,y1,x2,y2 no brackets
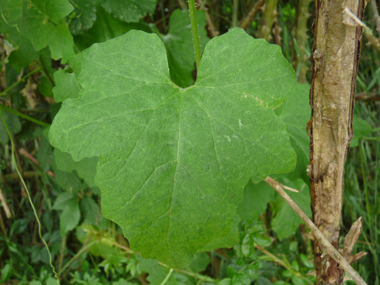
188,0,202,71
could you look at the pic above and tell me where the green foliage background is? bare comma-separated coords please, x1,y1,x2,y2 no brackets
0,0,379,284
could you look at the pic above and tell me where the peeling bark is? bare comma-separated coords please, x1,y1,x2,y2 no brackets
309,0,366,284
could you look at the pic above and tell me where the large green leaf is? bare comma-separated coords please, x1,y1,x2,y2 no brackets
101,0,157,23
50,29,296,267
159,9,209,88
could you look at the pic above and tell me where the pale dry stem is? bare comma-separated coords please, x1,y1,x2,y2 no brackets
264,177,367,285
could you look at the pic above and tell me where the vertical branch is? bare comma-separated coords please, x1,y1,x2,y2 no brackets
258,0,278,41
188,0,202,70
309,0,366,284
293,0,312,83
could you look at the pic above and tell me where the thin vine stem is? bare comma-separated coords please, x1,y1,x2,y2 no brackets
0,67,43,97
0,104,50,127
188,0,202,70
0,110,60,284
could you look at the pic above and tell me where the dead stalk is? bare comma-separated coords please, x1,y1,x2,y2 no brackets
264,177,367,285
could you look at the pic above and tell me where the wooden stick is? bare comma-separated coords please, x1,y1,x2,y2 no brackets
0,187,12,218
264,177,367,285
240,0,265,30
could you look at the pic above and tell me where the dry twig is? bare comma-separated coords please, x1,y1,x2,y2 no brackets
264,177,367,285
0,186,12,218
240,0,265,30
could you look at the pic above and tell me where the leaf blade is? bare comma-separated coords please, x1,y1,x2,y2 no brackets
50,29,297,268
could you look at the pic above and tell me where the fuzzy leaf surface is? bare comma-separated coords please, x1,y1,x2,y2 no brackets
50,29,296,267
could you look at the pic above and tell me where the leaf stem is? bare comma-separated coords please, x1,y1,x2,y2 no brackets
232,0,239,27
0,104,50,127
0,68,43,97
158,262,216,283
188,0,202,70
0,110,60,284
160,268,173,285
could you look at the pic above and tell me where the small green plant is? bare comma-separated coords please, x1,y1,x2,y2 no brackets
0,0,378,284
